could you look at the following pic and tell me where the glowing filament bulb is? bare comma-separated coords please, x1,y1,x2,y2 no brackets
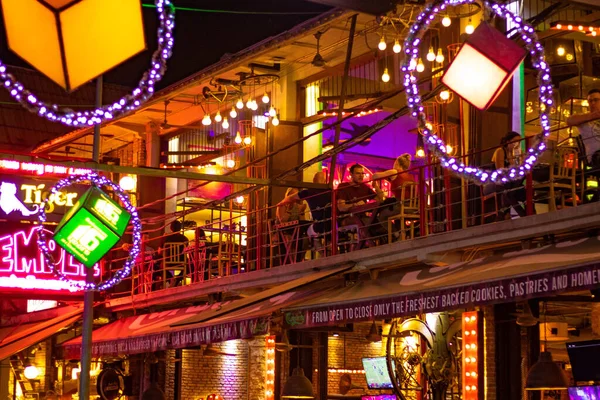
416,148,425,158
272,115,280,126
262,92,270,103
466,19,475,34
243,136,252,145
446,144,453,154
471,330,476,335
427,47,436,62
236,99,244,109
226,159,235,168
234,131,242,144
202,114,211,126
416,58,425,72
236,196,245,204
269,106,276,117
230,107,237,118
440,90,450,101
214,111,222,123
556,46,566,56
435,48,445,63
378,36,387,51
465,316,471,322
393,40,401,53
465,344,471,349
381,68,390,83
246,99,253,109
471,372,477,378
222,117,229,129
442,15,451,27
465,331,470,336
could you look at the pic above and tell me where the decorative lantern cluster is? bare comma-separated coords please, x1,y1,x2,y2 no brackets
0,0,175,127
402,0,553,183
462,311,480,399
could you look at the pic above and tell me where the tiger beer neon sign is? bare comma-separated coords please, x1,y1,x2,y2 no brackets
0,224,100,294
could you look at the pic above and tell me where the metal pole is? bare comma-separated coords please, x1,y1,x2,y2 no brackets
329,14,357,186
79,75,103,399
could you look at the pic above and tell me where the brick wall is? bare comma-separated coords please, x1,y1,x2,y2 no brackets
483,306,496,400
165,337,267,400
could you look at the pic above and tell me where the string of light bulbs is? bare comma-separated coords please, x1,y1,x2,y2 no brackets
402,0,552,184
0,0,175,127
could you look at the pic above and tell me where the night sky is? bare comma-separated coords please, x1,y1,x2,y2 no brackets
0,0,331,91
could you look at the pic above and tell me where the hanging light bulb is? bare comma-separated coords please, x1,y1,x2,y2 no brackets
214,111,222,123
465,19,475,34
235,195,245,205
230,107,237,119
393,40,401,54
416,147,425,158
222,117,229,129
446,144,453,154
243,136,252,145
426,47,436,62
246,98,253,109
272,115,280,126
556,46,566,56
226,159,236,169
416,58,425,72
202,114,211,126
234,131,242,144
262,92,270,104
251,100,258,111
440,90,450,101
381,68,390,83
408,57,417,70
236,98,244,109
442,15,451,27
378,36,387,51
435,48,445,63
269,106,276,117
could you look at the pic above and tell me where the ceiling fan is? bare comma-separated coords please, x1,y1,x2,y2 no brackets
298,30,342,69
275,331,322,353
160,100,206,131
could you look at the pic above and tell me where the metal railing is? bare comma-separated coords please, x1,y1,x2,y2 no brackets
104,136,600,298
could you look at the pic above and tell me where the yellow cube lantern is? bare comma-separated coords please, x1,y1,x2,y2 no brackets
1,0,146,91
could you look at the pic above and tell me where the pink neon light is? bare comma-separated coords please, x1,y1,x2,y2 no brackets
0,159,91,176
0,225,100,292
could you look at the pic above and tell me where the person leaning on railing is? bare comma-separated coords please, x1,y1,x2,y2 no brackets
276,187,312,261
372,153,416,240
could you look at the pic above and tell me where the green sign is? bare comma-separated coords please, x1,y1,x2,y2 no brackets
54,187,131,268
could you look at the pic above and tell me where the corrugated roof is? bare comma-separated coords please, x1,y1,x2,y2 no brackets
0,66,128,152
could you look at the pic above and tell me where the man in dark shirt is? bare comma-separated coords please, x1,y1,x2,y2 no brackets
159,220,189,286
336,164,383,248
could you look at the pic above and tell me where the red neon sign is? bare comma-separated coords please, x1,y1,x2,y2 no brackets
0,159,92,176
0,224,100,295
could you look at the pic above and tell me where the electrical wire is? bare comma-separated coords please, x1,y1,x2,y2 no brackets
141,3,324,15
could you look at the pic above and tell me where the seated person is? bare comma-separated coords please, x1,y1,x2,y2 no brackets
485,131,527,219
566,88,600,170
276,187,311,261
372,153,416,238
336,164,383,248
158,220,189,286
278,171,332,247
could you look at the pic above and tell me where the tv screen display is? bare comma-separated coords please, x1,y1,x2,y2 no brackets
568,386,600,400
567,340,600,382
362,357,394,389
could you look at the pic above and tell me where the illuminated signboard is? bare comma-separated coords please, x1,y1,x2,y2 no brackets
54,187,130,268
0,176,86,222
0,223,100,296
0,159,92,176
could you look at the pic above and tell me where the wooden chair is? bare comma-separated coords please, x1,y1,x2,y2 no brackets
161,242,187,288
387,182,422,242
210,231,239,277
480,186,500,224
533,147,578,212
274,219,301,265
184,242,206,283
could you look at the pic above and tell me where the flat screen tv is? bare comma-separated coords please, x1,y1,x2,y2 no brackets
568,386,600,400
362,357,394,389
567,340,600,382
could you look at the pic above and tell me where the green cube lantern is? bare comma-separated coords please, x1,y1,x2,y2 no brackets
54,187,131,268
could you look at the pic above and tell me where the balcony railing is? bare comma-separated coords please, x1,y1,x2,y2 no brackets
103,134,599,298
